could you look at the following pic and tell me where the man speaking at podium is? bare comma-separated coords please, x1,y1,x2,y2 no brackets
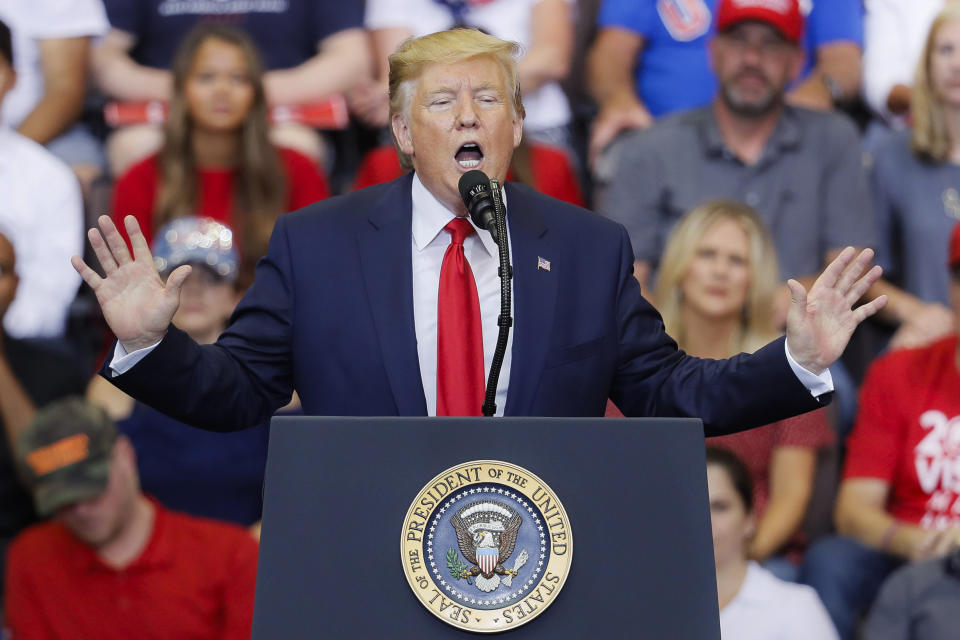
73,28,885,434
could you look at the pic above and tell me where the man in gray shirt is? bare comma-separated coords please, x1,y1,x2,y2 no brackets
600,104,870,285
599,0,949,337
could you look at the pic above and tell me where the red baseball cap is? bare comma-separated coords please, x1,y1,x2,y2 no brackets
716,0,804,43
950,222,960,270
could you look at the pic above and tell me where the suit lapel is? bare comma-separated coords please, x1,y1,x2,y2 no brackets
502,184,558,416
357,174,428,415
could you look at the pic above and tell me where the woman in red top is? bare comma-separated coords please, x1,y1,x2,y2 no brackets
111,24,329,285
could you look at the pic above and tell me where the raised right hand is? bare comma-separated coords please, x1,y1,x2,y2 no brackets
71,215,191,353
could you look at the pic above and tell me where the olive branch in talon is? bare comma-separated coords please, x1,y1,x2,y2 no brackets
447,548,473,583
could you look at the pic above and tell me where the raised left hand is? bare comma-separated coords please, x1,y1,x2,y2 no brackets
785,247,887,375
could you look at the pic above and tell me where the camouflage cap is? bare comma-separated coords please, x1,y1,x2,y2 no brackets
15,397,117,517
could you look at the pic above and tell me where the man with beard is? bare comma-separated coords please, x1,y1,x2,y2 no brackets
598,0,941,341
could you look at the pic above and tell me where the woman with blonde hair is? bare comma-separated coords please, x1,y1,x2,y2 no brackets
868,3,960,348
111,24,330,286
655,200,780,357
655,200,835,580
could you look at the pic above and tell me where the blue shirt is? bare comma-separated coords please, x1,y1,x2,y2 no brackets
103,0,363,70
597,0,864,117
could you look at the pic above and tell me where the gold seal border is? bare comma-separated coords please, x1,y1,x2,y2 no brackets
400,460,573,634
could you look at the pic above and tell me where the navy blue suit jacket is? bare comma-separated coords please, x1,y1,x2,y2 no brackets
107,174,821,433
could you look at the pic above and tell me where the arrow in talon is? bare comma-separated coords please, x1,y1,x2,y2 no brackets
502,549,528,587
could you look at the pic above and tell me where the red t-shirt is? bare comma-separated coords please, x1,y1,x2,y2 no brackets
3,499,258,640
111,146,330,248
844,336,960,529
707,408,835,517
352,144,585,207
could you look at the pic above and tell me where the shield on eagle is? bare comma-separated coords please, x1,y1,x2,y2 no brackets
477,545,498,575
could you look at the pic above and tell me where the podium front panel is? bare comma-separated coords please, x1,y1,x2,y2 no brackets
253,417,720,639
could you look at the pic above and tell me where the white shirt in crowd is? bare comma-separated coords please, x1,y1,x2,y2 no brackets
863,0,944,124
720,562,840,640
0,0,109,129
0,128,82,338
364,0,573,134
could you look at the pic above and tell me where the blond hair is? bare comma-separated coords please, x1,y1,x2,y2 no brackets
388,28,525,171
654,200,780,355
912,3,960,161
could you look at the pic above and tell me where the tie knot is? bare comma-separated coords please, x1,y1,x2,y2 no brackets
444,217,474,246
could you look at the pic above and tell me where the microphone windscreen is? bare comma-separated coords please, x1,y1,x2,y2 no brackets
458,170,490,208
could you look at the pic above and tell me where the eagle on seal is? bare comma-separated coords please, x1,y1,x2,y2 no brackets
451,500,522,592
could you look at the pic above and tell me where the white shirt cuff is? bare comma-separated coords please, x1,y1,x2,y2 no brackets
108,340,161,376
785,339,834,398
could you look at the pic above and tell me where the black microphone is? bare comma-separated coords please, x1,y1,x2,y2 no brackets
458,170,499,244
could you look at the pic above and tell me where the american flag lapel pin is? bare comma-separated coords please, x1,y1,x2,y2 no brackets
537,256,551,272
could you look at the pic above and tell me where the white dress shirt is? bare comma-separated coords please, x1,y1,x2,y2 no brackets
410,174,513,416
111,174,831,406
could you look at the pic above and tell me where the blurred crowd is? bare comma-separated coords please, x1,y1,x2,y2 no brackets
1,0,960,638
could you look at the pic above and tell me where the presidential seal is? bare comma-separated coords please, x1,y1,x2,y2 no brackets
401,460,572,633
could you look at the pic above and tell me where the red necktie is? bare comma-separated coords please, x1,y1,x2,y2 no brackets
436,217,485,416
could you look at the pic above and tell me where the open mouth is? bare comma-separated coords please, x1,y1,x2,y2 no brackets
455,142,484,169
